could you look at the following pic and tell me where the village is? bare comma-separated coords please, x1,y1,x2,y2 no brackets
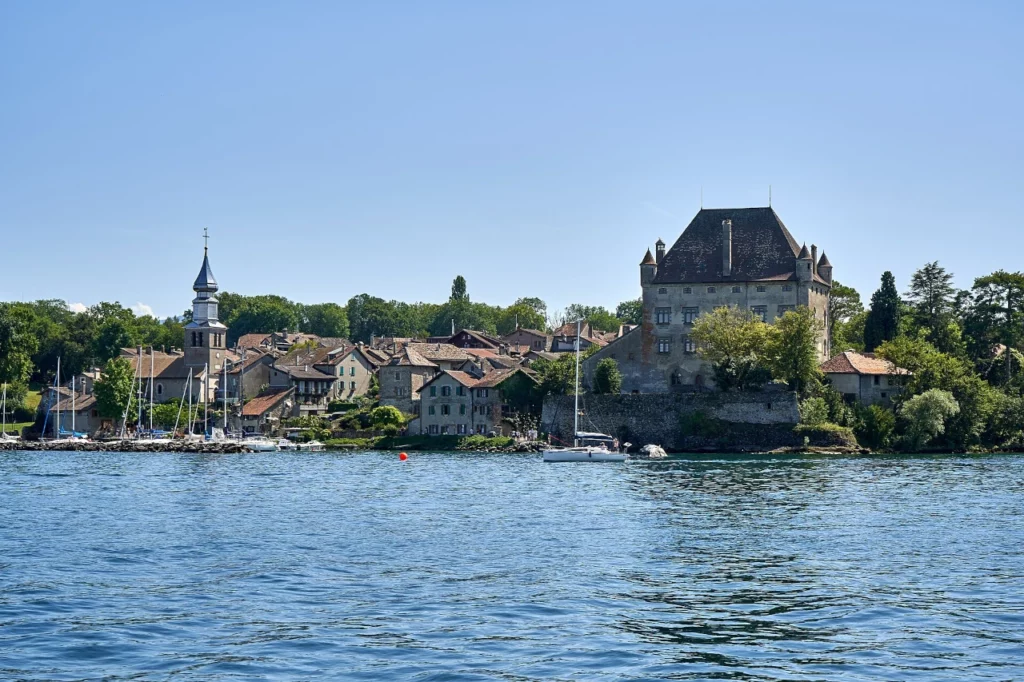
3,204,937,453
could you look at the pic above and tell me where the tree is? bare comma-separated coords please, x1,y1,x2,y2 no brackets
855,404,896,450
592,358,622,394
900,388,959,451
906,262,956,325
828,282,865,352
0,304,37,387
370,405,404,429
514,297,547,319
228,295,301,345
93,356,137,419
690,307,776,390
564,304,620,333
965,271,1024,379
450,275,469,302
799,397,829,425
615,298,643,325
533,345,600,395
765,307,823,393
496,303,546,336
864,271,902,352
300,303,350,339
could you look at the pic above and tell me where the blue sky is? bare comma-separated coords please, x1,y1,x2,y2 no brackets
1,1,1021,319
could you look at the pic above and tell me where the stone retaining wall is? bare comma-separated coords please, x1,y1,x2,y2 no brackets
541,391,801,451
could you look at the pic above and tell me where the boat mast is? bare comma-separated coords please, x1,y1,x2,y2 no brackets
2,383,6,436
187,369,193,435
222,357,227,435
54,357,60,440
203,362,208,437
574,319,581,447
71,375,75,436
136,346,144,435
149,346,154,435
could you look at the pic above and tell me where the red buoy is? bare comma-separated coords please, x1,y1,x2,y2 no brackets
399,452,408,461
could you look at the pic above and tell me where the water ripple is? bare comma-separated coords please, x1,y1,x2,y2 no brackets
0,451,1022,680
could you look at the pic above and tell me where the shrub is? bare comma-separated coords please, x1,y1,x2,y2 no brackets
799,397,829,425
370,405,404,429
793,423,858,447
855,404,896,450
592,358,623,394
899,388,959,451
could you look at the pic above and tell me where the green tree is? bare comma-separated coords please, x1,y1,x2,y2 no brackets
592,358,622,394
864,271,902,352
533,345,600,395
93,356,138,419
855,404,896,450
514,297,547,319
300,302,350,338
450,275,469,302
964,271,1024,379
690,307,776,390
900,388,959,451
228,295,301,345
766,307,823,393
370,405,404,429
828,281,865,352
496,303,546,336
0,304,37,387
615,298,643,325
799,397,829,425
565,304,620,333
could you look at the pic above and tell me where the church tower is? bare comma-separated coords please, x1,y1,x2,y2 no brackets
184,231,229,373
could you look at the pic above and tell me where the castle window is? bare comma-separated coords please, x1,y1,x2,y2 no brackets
783,284,793,292
756,285,766,293
658,287,667,295
682,336,696,354
706,286,716,294
732,286,741,294
198,332,204,346
683,287,692,294
682,307,699,324
460,404,466,415
156,384,163,396
751,306,768,322
657,338,671,354
778,305,795,316
670,371,681,386
655,307,671,325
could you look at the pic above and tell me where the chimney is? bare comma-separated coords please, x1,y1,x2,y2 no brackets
655,238,666,264
811,245,818,276
722,219,733,277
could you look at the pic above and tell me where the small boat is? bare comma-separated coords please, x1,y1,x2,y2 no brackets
298,440,325,452
276,439,298,451
541,320,626,463
543,432,626,462
241,436,278,452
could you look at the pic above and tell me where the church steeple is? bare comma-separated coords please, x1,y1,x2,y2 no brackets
185,230,228,371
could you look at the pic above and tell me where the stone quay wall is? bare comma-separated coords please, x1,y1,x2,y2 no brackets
541,391,803,451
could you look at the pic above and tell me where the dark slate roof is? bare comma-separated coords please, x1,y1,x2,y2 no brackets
193,248,218,292
652,207,802,284
797,243,812,259
818,251,832,267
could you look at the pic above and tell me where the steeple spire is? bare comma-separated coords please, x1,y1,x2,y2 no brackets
193,229,218,293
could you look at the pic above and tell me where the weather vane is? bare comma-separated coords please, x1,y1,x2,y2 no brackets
203,227,209,251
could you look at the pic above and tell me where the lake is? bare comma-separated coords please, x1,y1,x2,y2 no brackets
1,450,1022,680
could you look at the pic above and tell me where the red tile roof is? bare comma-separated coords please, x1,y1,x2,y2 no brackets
242,387,294,417
820,351,909,376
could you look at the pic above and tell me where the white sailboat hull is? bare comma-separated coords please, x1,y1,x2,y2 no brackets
542,447,626,463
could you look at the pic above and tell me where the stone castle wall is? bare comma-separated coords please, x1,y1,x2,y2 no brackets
541,390,801,451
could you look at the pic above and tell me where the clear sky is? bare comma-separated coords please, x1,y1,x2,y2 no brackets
1,1,1021,320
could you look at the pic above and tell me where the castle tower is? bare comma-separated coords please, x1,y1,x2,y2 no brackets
640,248,657,285
184,231,228,373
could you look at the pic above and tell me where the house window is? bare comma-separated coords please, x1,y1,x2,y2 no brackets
430,386,436,397
534,340,542,349
459,404,466,415
751,306,768,322
394,371,400,380
783,284,793,292
458,424,467,435
477,388,489,398
657,337,671,354
441,425,449,435
350,381,356,390
476,424,486,434
682,307,699,324
442,386,451,396
456,386,465,396
706,286,716,294
156,383,163,396
658,287,668,294
428,405,435,415
732,286,741,294
874,376,880,385
655,307,671,325
429,424,439,434
350,367,355,376
683,336,696,354
756,285,766,293
441,405,450,415
683,287,692,294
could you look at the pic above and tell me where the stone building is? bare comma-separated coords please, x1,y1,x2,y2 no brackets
414,367,539,436
380,343,473,416
583,207,833,393
820,351,908,406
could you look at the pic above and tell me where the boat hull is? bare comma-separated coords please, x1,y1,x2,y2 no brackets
542,448,626,463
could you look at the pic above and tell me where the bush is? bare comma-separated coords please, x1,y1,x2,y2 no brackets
899,388,959,451
328,400,358,413
855,404,896,450
371,405,404,429
799,397,829,425
380,424,400,437
592,358,622,394
793,423,858,447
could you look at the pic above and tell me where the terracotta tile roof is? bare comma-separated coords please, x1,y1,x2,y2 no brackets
242,387,294,417
640,248,657,266
236,333,274,350
820,351,909,376
122,350,193,380
416,370,481,393
654,207,819,285
361,347,391,366
450,329,502,348
406,343,472,363
227,348,274,375
389,346,437,368
473,367,538,389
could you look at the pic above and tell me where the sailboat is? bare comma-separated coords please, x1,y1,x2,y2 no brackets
1,383,20,442
542,320,626,463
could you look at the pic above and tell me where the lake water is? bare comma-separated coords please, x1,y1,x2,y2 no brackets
1,451,1022,680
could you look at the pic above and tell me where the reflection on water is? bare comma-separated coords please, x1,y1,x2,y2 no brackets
0,451,1022,680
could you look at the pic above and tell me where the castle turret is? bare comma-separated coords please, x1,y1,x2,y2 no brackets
796,243,813,283
655,238,666,264
817,251,832,284
640,248,657,286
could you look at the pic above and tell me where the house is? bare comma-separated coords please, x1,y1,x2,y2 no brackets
268,364,337,416
583,207,833,393
236,333,275,352
223,348,278,406
379,343,473,416
240,387,295,435
821,351,908,406
45,390,104,436
463,348,521,374
447,329,502,350
314,345,383,400
501,328,552,353
121,347,210,405
550,321,608,353
415,367,540,436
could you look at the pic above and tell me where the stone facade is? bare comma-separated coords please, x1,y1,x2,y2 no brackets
584,207,832,393
541,390,801,451
381,365,435,415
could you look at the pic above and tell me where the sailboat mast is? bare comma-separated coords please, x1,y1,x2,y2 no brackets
187,369,193,435
223,358,227,434
204,362,208,437
54,357,60,440
574,319,581,447
71,375,75,435
149,346,154,434
2,383,6,436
